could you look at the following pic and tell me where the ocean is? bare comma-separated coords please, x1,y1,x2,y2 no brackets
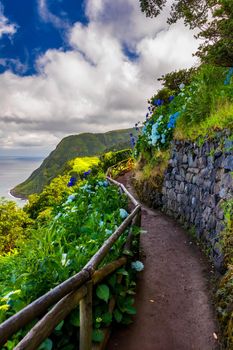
0,156,44,206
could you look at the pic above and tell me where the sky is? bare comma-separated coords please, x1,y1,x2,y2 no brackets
0,0,199,157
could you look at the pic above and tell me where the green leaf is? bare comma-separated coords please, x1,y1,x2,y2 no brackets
127,290,136,295
69,311,80,327
122,249,133,256
117,268,128,276
55,320,64,331
102,312,112,325
108,274,117,288
92,329,104,342
113,309,122,323
38,339,53,350
121,314,133,325
96,284,110,303
125,305,136,315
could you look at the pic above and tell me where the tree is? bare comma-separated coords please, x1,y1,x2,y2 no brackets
157,68,197,92
139,0,233,66
0,199,32,253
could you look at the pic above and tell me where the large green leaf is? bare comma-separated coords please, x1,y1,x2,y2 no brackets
55,320,64,331
92,329,104,342
113,309,123,323
102,312,112,325
38,339,53,350
96,284,110,303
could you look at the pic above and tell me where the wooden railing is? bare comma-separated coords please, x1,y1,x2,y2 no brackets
0,174,141,350
106,158,134,179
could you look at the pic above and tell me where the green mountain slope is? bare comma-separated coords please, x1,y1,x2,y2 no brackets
11,128,136,198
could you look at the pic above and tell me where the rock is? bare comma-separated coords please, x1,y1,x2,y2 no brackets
219,188,226,199
221,172,233,189
223,155,233,171
214,150,223,159
224,138,233,151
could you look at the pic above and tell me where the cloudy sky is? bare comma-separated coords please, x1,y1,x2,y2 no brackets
0,0,199,156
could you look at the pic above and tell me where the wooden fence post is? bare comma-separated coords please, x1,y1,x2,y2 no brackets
80,281,93,350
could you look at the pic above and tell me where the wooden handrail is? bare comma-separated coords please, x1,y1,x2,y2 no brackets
84,205,140,271
0,169,141,350
0,269,90,346
15,286,88,350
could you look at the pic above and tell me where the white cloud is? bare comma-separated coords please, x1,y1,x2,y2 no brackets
0,0,200,153
0,3,17,38
0,58,28,74
37,0,68,29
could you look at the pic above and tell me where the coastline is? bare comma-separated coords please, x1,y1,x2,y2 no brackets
0,155,43,206
9,189,28,201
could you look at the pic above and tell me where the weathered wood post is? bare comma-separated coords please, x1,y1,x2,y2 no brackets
80,281,93,350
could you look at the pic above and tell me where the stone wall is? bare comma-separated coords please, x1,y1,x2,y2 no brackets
133,131,233,270
162,132,233,270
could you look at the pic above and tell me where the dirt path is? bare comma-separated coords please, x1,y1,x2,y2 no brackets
107,172,219,350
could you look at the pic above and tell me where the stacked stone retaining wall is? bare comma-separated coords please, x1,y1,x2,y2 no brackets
135,131,233,270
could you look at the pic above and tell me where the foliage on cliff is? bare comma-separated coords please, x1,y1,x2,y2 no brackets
11,128,136,198
23,149,132,220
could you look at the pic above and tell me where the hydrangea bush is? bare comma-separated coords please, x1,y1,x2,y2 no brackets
134,65,233,157
0,176,140,349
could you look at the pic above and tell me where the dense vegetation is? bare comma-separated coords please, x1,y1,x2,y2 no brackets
135,64,233,171
11,128,137,198
0,150,141,349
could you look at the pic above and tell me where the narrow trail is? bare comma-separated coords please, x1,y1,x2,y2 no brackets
107,172,219,350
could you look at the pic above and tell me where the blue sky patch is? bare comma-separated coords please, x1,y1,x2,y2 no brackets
0,0,88,75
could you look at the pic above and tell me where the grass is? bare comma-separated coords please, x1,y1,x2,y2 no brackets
134,149,170,191
174,102,233,141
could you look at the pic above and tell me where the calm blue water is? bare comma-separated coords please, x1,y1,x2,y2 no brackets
0,156,44,205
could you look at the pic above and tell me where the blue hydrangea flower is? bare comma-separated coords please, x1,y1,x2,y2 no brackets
130,134,136,148
168,95,175,102
224,67,233,85
131,261,144,272
83,170,91,178
67,176,77,187
179,83,185,90
153,99,164,106
68,194,76,201
151,122,160,146
167,111,180,129
161,134,166,144
119,208,129,219
54,212,62,220
105,229,112,235
142,126,147,134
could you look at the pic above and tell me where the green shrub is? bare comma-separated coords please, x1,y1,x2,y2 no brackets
99,149,132,172
0,199,32,254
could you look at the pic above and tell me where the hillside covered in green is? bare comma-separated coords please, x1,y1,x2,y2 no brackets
11,128,136,198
